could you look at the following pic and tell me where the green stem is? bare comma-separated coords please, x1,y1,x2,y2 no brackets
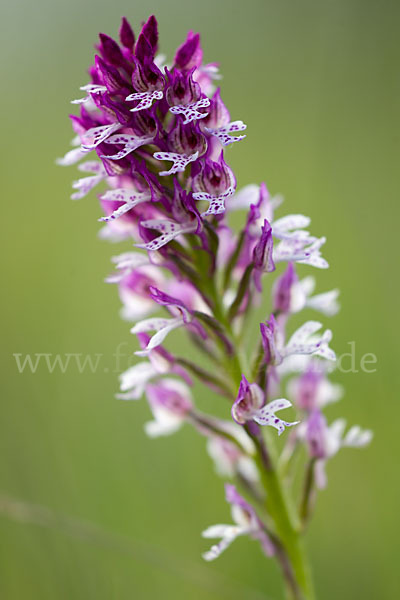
250,431,315,600
299,459,316,530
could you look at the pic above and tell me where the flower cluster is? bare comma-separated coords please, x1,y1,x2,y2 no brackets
60,16,372,598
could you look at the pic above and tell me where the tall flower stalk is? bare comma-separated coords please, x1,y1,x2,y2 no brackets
59,16,372,600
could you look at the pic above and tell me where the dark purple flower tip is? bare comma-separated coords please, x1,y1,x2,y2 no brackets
98,33,125,68
140,15,159,54
175,31,203,71
134,31,154,63
119,17,135,49
95,55,129,95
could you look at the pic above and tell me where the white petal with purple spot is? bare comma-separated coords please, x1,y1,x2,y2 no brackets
169,97,210,124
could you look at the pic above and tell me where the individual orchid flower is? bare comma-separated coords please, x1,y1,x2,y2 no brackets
260,315,336,367
287,368,343,412
144,378,193,437
231,376,299,435
273,264,340,316
192,152,236,215
301,410,373,488
202,484,274,561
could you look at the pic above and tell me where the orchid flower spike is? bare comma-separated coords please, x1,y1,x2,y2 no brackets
61,16,373,598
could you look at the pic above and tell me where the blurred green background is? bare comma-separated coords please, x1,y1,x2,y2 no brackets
1,0,399,598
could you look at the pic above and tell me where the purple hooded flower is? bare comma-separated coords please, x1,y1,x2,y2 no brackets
192,152,236,215
260,316,336,367
232,375,298,435
272,264,340,316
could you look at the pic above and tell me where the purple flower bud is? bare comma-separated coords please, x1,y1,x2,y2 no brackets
98,33,126,68
95,56,129,95
119,17,135,50
140,15,159,56
175,31,203,71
